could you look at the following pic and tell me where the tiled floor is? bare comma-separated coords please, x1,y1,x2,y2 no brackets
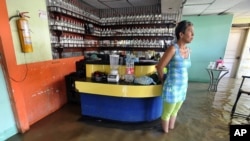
7,77,250,141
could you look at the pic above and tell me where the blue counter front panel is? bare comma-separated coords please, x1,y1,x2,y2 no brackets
80,94,162,122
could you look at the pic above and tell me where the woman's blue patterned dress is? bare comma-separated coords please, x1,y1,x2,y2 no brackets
162,43,191,103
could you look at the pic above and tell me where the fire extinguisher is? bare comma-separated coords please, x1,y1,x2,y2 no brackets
16,12,33,53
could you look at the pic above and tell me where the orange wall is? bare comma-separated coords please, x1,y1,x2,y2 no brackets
0,1,83,133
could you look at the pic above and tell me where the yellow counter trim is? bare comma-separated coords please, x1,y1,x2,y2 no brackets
75,81,162,98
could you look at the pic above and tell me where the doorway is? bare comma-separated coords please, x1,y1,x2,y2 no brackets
0,46,18,140
223,28,247,78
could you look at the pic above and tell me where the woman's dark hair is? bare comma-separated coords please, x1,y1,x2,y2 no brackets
175,20,193,40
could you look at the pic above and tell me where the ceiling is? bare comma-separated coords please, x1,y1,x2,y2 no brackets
80,0,250,20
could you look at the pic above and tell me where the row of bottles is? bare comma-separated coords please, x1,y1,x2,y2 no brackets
50,34,97,48
50,33,166,48
101,27,174,37
100,39,165,48
49,16,85,33
53,50,83,59
49,18,175,37
49,15,175,37
99,14,177,26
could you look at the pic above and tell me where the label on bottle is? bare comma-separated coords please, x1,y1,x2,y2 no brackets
126,67,134,74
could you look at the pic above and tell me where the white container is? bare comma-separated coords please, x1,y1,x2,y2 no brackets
208,62,216,69
109,54,119,71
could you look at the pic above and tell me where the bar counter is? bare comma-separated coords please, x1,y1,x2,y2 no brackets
75,60,163,122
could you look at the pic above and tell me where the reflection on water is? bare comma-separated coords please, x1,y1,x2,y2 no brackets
7,78,250,141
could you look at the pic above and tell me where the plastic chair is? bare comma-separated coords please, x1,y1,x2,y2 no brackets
231,75,250,120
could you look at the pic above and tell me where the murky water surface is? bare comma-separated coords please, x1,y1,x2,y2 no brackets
7,78,250,141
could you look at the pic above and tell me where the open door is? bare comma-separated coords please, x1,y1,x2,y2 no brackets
223,28,247,78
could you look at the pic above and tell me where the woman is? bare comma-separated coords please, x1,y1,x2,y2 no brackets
156,20,194,133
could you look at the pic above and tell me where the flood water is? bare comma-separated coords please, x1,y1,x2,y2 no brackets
7,77,250,141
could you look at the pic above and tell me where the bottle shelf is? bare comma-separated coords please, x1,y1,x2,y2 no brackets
50,25,85,34
47,4,178,59
101,20,176,28
52,45,165,52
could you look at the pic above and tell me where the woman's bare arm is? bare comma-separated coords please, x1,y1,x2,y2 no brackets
156,46,175,82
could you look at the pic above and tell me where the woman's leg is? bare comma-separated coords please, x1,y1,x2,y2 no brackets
161,102,176,133
169,101,183,129
161,119,169,133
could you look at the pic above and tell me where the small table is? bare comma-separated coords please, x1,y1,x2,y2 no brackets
206,68,229,92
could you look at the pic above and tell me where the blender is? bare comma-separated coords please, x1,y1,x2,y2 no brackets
107,54,120,82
